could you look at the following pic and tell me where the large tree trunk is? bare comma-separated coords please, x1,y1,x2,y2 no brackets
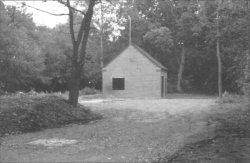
68,43,81,107
177,46,185,92
66,0,96,107
68,63,81,107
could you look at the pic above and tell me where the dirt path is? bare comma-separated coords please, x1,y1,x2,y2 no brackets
0,97,216,162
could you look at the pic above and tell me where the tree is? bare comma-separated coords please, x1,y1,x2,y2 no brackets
0,3,46,92
18,0,99,105
135,0,205,92
56,0,98,107
36,25,72,92
200,0,249,95
143,27,174,54
175,10,201,92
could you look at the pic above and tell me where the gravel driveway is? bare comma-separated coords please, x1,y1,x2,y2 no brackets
0,96,216,162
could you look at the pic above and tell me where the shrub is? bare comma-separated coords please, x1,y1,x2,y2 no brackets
221,91,244,103
79,87,100,95
0,89,5,96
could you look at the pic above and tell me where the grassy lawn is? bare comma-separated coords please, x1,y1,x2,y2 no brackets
0,93,102,138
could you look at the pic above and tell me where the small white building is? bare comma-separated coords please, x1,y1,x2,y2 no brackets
102,44,167,98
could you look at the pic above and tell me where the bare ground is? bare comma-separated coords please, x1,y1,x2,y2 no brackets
0,95,217,162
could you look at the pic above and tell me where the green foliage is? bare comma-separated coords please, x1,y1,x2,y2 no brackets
37,25,72,91
0,6,46,92
0,3,102,92
143,27,174,53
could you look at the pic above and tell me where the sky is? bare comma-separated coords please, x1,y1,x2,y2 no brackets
3,1,68,28
3,0,125,39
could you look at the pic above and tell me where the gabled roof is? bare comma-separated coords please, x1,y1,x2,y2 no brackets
103,44,167,71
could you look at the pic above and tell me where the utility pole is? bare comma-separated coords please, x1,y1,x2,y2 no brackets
216,0,222,100
100,0,104,92
128,15,132,45
100,0,104,69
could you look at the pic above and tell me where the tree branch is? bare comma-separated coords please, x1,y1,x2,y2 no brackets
21,2,68,16
57,0,86,15
76,17,86,45
79,0,96,67
66,0,76,44
55,26,97,35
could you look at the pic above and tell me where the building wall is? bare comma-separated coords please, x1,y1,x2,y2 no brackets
103,45,167,98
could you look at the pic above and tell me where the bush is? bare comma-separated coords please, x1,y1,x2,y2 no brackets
0,89,5,96
220,91,243,103
79,87,100,95
0,93,102,137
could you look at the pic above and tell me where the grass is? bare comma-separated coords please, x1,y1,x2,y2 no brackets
159,97,250,163
0,93,102,138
